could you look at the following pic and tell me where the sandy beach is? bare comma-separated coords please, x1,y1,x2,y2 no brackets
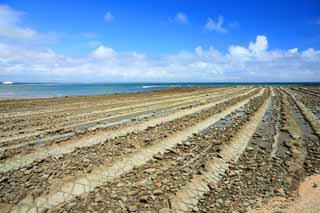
0,86,320,212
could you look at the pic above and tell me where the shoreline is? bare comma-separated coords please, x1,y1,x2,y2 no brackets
0,86,217,101
1,82,320,100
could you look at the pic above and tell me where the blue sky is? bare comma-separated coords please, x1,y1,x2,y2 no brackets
0,0,319,82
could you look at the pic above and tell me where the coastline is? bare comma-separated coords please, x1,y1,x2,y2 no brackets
1,82,320,100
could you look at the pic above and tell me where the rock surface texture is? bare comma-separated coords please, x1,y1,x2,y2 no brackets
0,86,319,212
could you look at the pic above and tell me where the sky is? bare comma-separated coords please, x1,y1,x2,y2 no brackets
0,0,319,83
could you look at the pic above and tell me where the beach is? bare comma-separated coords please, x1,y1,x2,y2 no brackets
0,85,320,212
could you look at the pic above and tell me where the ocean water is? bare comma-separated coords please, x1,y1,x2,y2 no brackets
0,82,318,99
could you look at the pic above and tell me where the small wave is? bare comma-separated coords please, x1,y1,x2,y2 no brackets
142,85,181,89
142,85,166,88
2,81,13,85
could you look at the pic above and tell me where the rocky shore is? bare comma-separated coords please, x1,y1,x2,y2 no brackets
0,86,319,212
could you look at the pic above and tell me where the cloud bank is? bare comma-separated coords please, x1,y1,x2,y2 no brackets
1,35,319,82
0,5,319,83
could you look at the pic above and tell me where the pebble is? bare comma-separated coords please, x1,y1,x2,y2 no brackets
128,205,138,212
159,208,171,213
247,147,254,151
139,196,148,203
128,191,138,196
116,183,125,187
153,189,163,195
192,207,199,211
24,170,31,175
153,154,163,160
95,196,103,202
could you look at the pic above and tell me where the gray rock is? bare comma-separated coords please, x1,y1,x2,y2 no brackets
139,196,148,203
128,205,138,212
154,189,163,195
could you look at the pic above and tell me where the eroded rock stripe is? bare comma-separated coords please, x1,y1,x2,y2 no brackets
169,92,271,212
285,89,320,137
0,89,251,200
196,88,312,213
0,89,259,206
287,87,320,119
0,87,239,144
8,89,265,212
0,87,243,151
291,87,320,98
0,87,223,118
57,93,266,212
0,88,247,157
0,88,256,173
270,89,281,159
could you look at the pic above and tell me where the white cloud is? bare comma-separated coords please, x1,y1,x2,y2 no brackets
195,46,203,56
205,16,227,33
249,35,268,53
104,11,114,23
1,35,320,83
0,32,319,83
0,5,60,43
288,48,298,54
0,5,38,40
229,45,251,58
174,12,188,24
130,51,145,59
302,48,320,58
91,45,116,59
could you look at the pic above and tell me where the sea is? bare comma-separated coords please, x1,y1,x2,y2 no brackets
0,82,319,99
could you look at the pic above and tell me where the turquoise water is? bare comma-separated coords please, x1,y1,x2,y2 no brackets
0,82,319,99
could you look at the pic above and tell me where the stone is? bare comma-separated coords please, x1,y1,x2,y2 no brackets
159,208,171,213
128,191,138,196
145,168,156,174
193,207,199,211
224,199,231,206
247,147,254,151
216,198,223,206
154,189,163,195
0,176,8,183
42,174,49,179
116,183,125,187
128,205,138,212
95,196,103,202
120,196,127,202
110,193,117,199
154,154,163,160
24,170,31,175
140,196,148,203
